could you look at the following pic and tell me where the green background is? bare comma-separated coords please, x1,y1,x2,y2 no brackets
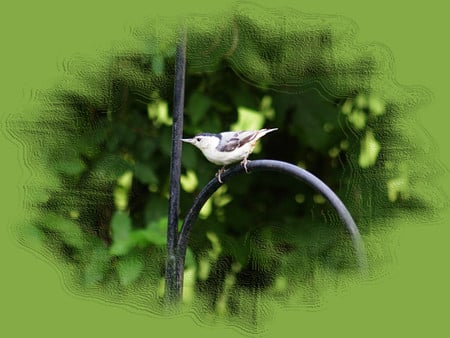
1,0,448,336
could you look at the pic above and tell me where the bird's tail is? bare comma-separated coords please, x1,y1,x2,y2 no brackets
256,128,278,139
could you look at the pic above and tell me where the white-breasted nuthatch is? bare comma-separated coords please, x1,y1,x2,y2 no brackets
181,128,278,183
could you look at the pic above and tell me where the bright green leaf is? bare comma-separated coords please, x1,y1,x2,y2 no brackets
348,109,366,130
117,170,133,189
231,107,265,131
198,256,211,281
354,94,368,109
368,96,385,116
147,99,171,126
358,130,381,168
199,198,212,219
180,169,198,193
113,186,129,211
273,276,288,292
213,185,232,207
341,99,353,115
206,231,222,261
183,267,196,303
387,165,410,202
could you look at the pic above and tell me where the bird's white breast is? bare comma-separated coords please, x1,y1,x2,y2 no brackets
201,142,253,166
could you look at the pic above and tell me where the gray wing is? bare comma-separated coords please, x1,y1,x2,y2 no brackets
216,131,257,152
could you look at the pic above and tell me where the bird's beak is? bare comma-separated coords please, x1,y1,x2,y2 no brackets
181,138,194,143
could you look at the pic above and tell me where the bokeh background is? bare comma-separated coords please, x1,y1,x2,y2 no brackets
1,0,448,337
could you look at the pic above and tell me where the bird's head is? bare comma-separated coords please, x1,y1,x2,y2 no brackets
181,133,220,151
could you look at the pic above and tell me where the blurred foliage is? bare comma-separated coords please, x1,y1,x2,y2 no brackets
12,5,438,329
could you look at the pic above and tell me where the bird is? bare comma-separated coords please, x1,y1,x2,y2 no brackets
181,128,278,183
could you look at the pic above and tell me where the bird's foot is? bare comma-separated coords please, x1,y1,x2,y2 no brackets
241,158,250,173
215,166,226,183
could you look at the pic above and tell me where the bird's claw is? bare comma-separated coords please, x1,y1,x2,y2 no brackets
216,167,225,183
241,158,250,173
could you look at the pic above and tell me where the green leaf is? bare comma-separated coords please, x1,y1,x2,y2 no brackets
83,244,110,286
354,94,368,109
180,169,198,193
348,109,367,130
117,254,144,287
231,107,265,131
113,186,129,211
129,229,152,247
109,240,132,256
185,247,196,268
341,99,353,115
143,217,168,246
109,211,133,256
134,162,158,184
281,91,338,151
41,213,85,249
186,91,212,125
152,54,165,76
147,99,172,126
56,157,86,176
90,154,131,182
206,231,222,261
358,130,381,168
111,211,132,241
117,170,133,189
387,164,410,202
368,96,385,116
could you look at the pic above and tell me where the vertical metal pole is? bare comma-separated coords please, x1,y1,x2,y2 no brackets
165,27,186,305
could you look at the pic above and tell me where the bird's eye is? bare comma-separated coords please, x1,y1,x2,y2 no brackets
196,137,201,142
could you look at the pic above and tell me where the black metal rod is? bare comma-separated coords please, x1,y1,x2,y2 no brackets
177,160,368,277
165,28,187,304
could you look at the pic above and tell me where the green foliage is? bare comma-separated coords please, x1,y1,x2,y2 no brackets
110,211,133,255
117,253,145,286
20,7,435,327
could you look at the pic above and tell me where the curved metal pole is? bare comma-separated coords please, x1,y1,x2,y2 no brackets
177,159,368,276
